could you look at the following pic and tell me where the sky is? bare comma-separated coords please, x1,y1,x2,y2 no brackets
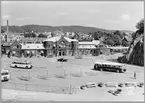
1,1,144,31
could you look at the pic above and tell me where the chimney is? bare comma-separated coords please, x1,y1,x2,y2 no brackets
6,20,9,34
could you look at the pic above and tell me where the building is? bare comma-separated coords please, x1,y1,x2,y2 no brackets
43,35,78,57
2,35,105,57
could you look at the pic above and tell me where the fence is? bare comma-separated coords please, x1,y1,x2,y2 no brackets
2,82,79,95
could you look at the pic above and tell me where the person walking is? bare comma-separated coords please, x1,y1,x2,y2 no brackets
134,72,136,79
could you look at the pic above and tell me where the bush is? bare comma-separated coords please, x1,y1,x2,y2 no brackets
117,56,127,63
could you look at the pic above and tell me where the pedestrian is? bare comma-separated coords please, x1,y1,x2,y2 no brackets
134,72,136,79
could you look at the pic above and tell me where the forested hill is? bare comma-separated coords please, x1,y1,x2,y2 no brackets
1,25,133,34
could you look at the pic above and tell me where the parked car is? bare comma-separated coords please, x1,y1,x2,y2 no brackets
125,82,137,87
57,58,68,62
86,82,97,88
1,69,10,82
105,82,118,88
10,60,33,69
98,82,105,87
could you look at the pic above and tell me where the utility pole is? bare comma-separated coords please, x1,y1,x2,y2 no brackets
69,73,72,95
28,70,30,79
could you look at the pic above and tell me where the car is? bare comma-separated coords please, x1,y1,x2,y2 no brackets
98,82,105,87
10,60,33,69
118,83,124,87
86,82,97,88
125,82,137,87
137,82,144,87
105,82,118,88
1,69,10,82
57,58,68,62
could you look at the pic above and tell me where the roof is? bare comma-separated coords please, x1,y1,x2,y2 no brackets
78,45,96,49
2,42,12,46
21,43,45,49
107,46,129,50
1,69,9,73
43,36,78,42
43,36,61,42
78,40,100,45
12,60,31,64
95,61,123,66
64,37,78,42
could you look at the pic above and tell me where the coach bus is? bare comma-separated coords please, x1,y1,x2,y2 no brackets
94,61,126,73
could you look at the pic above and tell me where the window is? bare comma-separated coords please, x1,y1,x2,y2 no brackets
12,46,17,49
1,72,9,75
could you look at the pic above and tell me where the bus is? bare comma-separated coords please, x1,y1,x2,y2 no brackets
1,69,10,82
94,61,126,73
10,60,33,69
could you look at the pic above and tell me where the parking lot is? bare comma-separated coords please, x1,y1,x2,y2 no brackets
1,53,144,101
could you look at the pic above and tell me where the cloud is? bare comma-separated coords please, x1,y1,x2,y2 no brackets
2,15,11,19
15,17,32,21
56,12,69,16
121,14,130,20
1,1,10,4
104,19,121,24
87,9,100,13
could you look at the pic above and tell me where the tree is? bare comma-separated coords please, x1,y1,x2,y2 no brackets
122,39,130,47
112,35,122,46
91,31,104,40
38,33,47,38
24,32,37,38
114,30,124,39
103,38,115,46
136,19,144,34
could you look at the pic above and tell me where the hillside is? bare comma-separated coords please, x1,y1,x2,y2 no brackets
117,19,144,66
1,25,133,34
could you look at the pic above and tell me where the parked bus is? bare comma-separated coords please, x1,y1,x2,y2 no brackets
94,61,126,73
10,60,33,69
1,69,10,82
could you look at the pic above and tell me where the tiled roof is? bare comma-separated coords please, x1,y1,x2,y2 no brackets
78,45,96,49
21,43,45,49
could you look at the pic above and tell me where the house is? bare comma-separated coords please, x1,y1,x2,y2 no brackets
78,40,100,55
10,40,22,57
